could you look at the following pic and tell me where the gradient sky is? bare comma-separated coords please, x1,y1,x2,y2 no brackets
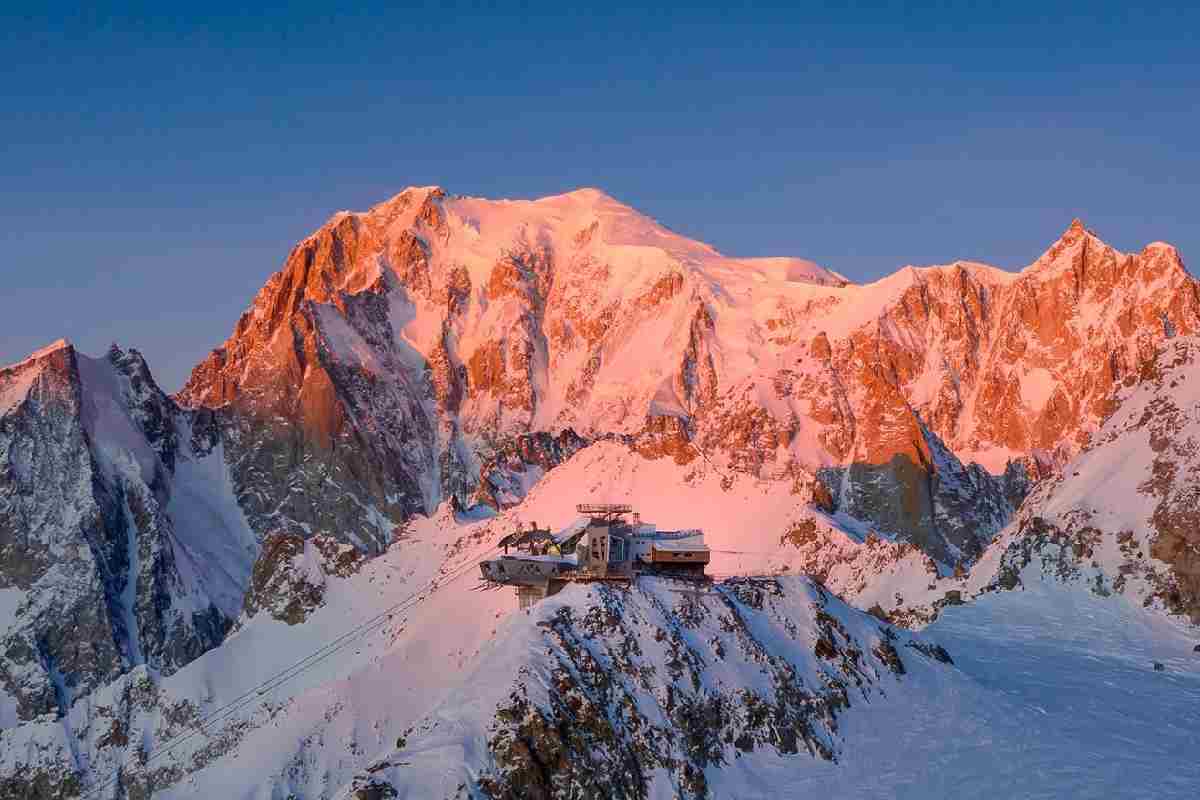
3,2,1198,390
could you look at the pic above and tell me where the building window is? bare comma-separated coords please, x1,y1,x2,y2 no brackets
610,537,625,564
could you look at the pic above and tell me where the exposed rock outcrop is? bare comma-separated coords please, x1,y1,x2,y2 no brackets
242,533,364,625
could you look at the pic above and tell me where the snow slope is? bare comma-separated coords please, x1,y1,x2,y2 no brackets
765,578,1200,800
349,575,957,799
340,561,1200,799
0,504,515,799
917,582,1200,799
165,431,259,621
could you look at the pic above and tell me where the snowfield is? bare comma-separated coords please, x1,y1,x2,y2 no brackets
912,582,1200,800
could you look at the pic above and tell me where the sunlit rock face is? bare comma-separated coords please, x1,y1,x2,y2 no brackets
861,334,1200,630
176,193,1197,573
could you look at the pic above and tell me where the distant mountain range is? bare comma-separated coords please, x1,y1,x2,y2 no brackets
2,187,1198,798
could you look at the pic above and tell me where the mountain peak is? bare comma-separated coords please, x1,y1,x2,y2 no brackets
1058,217,1102,247
30,337,72,359
1029,219,1189,281
556,186,617,202
1,338,78,416
1028,218,1115,274
2,338,73,373
362,185,445,216
390,184,444,200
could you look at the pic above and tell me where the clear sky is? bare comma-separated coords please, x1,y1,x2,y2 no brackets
3,2,1198,390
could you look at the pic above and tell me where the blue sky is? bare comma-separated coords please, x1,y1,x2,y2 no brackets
3,2,1198,390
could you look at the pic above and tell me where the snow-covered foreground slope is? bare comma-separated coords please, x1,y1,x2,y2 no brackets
915,582,1200,799
0,502,530,798
2,477,861,798
348,575,957,800
6,486,1195,799
349,576,1200,800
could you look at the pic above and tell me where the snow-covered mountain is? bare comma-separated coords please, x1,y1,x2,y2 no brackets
0,341,255,732
175,189,1198,569
2,186,1200,798
175,186,853,554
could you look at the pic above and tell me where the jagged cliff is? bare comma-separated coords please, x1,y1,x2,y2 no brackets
174,189,1199,569
888,334,1200,627
0,341,255,726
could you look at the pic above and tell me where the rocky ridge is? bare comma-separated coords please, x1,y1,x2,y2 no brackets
0,341,254,726
173,191,1199,571
861,335,1200,627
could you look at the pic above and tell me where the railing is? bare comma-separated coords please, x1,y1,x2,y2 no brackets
576,503,633,516
631,529,703,540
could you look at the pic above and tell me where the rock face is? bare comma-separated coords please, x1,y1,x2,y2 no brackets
880,335,1200,626
800,226,1197,561
817,421,1026,565
471,428,590,510
172,193,1198,569
242,532,364,625
0,342,254,723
